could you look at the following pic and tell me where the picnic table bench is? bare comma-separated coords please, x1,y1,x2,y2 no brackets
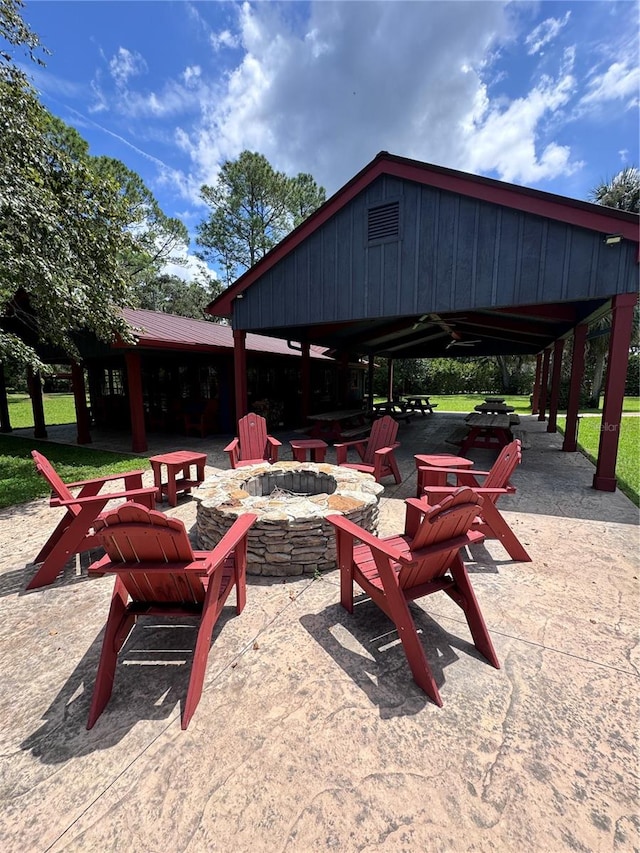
306,409,371,442
402,395,438,415
460,413,514,453
372,399,412,423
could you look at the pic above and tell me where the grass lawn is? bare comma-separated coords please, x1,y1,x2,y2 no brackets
0,435,147,509
558,415,640,507
8,392,77,428
421,394,640,415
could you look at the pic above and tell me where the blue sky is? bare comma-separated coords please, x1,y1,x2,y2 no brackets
17,1,640,279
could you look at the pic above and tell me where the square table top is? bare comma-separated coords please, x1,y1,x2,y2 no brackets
465,413,511,428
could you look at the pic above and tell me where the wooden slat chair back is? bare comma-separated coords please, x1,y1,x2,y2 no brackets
239,412,268,461
28,450,157,590
327,487,500,706
335,414,402,484
32,450,76,505
419,439,530,562
480,440,521,497
87,502,257,730
224,412,282,469
363,415,398,466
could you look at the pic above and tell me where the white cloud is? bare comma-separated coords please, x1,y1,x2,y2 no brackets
182,65,202,86
525,11,571,56
464,64,584,183
109,47,148,87
581,60,640,107
210,29,240,51
162,250,217,283
177,1,514,195
172,0,585,197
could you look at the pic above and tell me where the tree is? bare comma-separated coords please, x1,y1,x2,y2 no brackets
135,272,223,320
589,166,639,213
0,0,191,371
196,151,326,286
586,166,640,405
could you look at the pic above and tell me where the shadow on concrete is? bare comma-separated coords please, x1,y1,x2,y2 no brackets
300,598,496,719
21,611,237,763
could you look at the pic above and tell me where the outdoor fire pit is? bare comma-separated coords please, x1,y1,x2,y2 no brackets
193,461,384,576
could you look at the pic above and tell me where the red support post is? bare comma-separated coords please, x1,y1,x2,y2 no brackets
301,342,310,422
531,353,543,414
387,358,394,401
233,329,248,423
125,351,147,453
593,293,638,491
563,324,587,452
546,339,565,433
537,348,551,422
71,361,92,445
27,367,47,438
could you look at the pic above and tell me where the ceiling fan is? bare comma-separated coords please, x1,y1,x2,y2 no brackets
411,312,468,332
445,331,482,350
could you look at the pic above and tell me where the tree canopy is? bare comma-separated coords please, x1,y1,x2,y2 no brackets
589,166,639,214
134,272,223,320
0,0,193,371
196,151,326,286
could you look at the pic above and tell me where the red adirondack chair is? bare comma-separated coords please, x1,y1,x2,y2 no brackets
334,414,401,484
224,412,282,468
328,488,499,705
87,503,257,730
419,439,531,562
28,450,158,590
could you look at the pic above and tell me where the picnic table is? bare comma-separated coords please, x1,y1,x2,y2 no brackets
460,413,513,454
372,399,412,422
474,402,515,415
402,395,438,415
306,409,371,442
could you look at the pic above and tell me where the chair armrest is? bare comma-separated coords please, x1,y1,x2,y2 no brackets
51,486,158,508
326,514,412,564
199,513,257,574
266,436,282,462
65,470,146,489
334,439,368,450
224,438,239,453
334,439,367,465
373,443,400,457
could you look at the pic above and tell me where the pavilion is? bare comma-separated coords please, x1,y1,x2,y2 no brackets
207,151,639,492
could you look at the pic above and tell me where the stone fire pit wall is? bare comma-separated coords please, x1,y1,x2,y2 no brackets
193,462,384,577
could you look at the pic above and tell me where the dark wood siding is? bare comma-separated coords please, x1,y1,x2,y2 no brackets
234,176,638,330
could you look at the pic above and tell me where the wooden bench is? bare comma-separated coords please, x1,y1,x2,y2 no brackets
340,426,371,440
445,426,470,447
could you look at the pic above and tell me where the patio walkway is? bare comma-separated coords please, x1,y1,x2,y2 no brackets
0,415,638,852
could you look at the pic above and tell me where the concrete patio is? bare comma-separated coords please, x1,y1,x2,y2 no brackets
0,413,638,852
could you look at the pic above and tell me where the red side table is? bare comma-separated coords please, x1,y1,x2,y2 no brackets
289,438,328,463
149,450,207,507
414,453,475,498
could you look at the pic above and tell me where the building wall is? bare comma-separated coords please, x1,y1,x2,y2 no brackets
233,175,638,330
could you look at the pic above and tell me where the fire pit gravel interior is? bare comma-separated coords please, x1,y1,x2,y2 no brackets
194,462,384,577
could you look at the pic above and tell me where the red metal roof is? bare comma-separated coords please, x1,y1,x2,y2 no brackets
208,150,639,317
119,308,332,360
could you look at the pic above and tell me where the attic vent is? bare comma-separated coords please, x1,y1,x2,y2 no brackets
367,201,400,242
